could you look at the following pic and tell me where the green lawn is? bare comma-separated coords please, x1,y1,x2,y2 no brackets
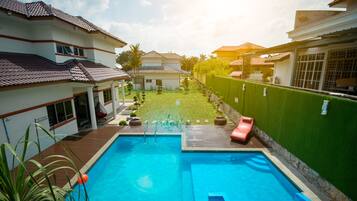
134,81,218,125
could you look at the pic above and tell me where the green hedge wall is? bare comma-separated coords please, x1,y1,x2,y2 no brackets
206,75,357,200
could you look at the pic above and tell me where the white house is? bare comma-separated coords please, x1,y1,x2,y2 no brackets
131,51,187,90
0,0,129,160
261,0,357,95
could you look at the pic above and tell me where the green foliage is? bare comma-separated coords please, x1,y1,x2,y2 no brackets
193,58,232,77
180,56,198,72
116,50,131,71
207,75,357,200
128,44,142,75
157,86,162,94
135,80,217,124
130,112,137,117
182,77,189,92
0,124,88,201
119,120,128,126
127,105,138,111
126,81,133,95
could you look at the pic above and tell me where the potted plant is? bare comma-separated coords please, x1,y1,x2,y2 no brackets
214,96,227,126
127,81,133,95
119,120,128,127
141,91,145,103
133,95,140,106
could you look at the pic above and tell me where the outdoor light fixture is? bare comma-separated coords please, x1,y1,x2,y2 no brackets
234,97,239,103
263,87,267,97
321,100,329,115
242,84,246,91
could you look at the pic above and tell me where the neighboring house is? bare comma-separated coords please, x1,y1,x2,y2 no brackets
213,42,273,82
229,57,274,82
130,51,187,90
0,0,129,160
212,42,265,62
260,0,357,95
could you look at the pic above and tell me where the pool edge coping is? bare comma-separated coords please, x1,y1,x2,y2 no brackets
64,132,321,201
181,132,321,201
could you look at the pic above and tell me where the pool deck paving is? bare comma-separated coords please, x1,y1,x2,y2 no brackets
22,123,322,201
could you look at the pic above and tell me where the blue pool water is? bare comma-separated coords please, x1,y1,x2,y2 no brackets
69,136,305,201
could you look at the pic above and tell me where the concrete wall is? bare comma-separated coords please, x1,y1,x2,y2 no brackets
0,12,118,67
163,58,181,70
142,58,163,67
273,56,294,86
0,83,79,163
142,73,180,90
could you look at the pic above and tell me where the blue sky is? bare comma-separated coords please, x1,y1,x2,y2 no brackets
27,0,332,56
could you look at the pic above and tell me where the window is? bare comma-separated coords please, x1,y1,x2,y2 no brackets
103,89,112,103
292,53,325,90
73,47,84,57
323,48,357,93
146,79,152,83
56,44,72,55
46,100,74,127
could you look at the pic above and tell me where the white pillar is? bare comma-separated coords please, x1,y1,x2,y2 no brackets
121,80,125,105
111,82,117,117
87,87,97,129
71,98,76,118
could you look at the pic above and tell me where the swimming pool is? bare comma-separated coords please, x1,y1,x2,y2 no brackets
69,136,309,201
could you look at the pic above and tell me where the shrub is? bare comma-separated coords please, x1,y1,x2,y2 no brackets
127,105,138,110
0,124,88,201
119,120,128,126
130,112,137,117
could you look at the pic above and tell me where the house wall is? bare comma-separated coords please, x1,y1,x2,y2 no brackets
163,58,181,70
288,7,357,41
0,12,118,67
273,57,295,86
0,83,78,163
214,51,238,61
141,73,180,90
142,58,163,67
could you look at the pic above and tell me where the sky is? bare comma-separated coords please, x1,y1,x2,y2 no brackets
27,0,332,56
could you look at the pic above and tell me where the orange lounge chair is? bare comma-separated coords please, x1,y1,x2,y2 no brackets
230,116,254,143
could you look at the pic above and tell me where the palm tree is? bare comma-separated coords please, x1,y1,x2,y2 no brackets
128,44,142,77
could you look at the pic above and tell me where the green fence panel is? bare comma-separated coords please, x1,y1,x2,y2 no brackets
207,75,357,200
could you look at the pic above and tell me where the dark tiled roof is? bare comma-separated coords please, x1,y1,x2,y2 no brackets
0,0,126,45
70,60,130,82
0,53,71,87
0,53,129,88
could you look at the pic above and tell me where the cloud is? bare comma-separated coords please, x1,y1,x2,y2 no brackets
41,0,329,56
140,0,152,6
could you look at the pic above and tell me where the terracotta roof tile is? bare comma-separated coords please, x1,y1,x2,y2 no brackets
230,57,274,66
0,53,71,87
213,42,265,53
0,53,129,87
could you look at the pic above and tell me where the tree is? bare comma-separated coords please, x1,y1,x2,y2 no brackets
199,54,207,61
116,50,131,71
193,58,231,77
180,56,198,72
128,44,142,76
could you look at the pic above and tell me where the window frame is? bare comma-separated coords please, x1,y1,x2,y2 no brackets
46,100,74,129
103,89,112,104
73,46,85,57
56,43,73,56
292,52,325,90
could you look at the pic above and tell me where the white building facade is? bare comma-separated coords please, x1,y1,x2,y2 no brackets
0,0,128,161
265,0,357,95
132,51,186,90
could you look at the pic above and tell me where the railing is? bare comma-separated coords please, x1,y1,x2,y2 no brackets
143,120,149,143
